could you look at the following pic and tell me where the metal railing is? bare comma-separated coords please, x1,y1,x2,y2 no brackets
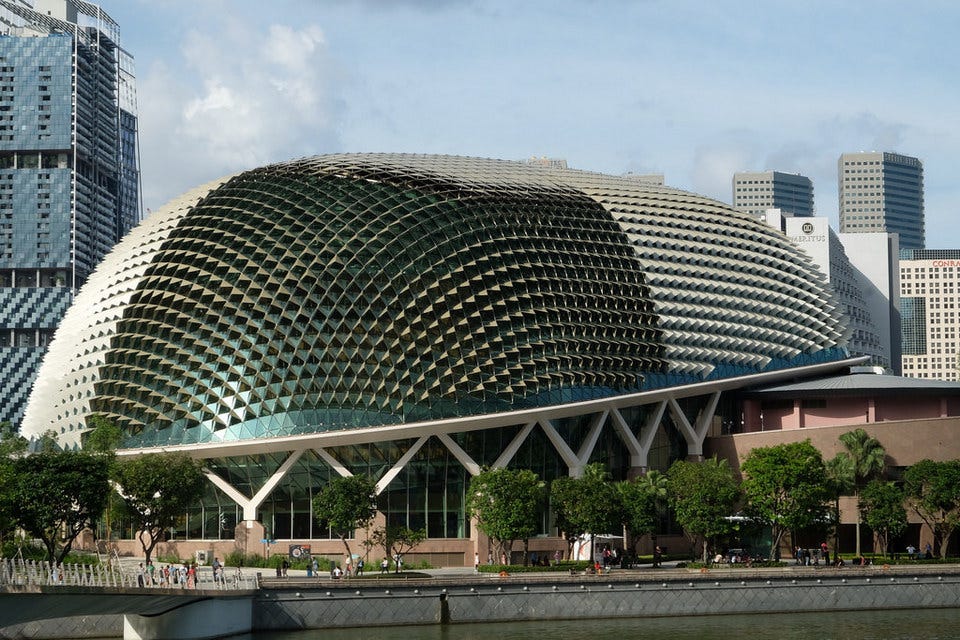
0,558,259,590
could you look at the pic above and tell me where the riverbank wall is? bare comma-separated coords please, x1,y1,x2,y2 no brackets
4,566,960,639
254,566,960,631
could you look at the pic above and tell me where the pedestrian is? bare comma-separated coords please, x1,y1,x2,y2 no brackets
136,562,145,588
380,558,389,574
281,559,289,578
475,552,480,573
356,558,364,576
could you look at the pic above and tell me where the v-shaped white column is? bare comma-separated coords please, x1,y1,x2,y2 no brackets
203,449,306,522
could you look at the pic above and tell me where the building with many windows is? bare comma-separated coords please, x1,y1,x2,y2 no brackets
900,249,960,380
0,0,139,428
23,153,860,560
733,171,814,218
764,210,900,373
838,151,924,251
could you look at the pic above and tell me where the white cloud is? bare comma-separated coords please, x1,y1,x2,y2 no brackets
137,20,342,212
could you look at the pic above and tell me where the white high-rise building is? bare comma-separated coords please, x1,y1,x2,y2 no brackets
765,210,900,373
733,171,814,218
838,152,924,251
900,250,960,380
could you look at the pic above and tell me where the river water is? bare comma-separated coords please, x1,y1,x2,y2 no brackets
239,608,960,640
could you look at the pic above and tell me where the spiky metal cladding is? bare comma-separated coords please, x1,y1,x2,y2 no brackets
23,154,847,448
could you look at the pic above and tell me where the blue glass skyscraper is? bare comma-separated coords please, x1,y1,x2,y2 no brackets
0,0,139,429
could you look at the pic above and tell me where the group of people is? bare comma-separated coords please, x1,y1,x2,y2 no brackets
905,543,934,560
326,556,368,579
794,542,831,566
136,560,199,588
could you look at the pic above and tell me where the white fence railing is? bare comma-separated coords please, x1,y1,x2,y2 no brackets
0,558,258,590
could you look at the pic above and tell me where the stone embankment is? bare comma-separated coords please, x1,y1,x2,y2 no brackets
3,563,960,639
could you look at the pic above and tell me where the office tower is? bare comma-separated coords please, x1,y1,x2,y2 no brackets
765,210,900,373
900,249,960,381
838,152,924,251
733,171,814,218
0,0,139,429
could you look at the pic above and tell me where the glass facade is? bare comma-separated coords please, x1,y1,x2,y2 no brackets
0,5,139,428
26,154,851,544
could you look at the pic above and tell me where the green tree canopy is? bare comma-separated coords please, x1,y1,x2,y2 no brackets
4,451,110,566
859,479,907,557
903,459,960,559
367,524,426,572
312,474,378,561
837,428,886,555
666,457,740,563
741,440,830,560
617,470,664,556
551,463,623,561
466,467,544,565
824,452,855,553
83,415,124,453
0,422,27,544
114,452,207,563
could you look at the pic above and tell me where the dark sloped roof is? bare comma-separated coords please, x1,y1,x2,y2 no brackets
745,373,960,397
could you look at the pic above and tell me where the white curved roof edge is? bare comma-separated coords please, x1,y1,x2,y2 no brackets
116,356,867,460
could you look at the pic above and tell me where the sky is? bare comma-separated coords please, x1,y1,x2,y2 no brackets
102,0,959,247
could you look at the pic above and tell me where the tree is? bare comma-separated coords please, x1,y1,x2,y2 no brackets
83,415,124,453
824,453,855,554
838,428,886,555
0,423,26,543
368,524,426,573
903,459,960,559
466,467,544,565
313,474,378,563
666,457,740,563
617,470,664,559
859,479,907,557
82,415,122,543
114,452,207,563
551,463,623,562
741,440,830,560
4,451,110,566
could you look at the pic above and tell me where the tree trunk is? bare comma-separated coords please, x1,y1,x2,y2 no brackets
339,534,354,571
853,489,862,557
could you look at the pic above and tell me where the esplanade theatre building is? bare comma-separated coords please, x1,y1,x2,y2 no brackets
22,154,863,562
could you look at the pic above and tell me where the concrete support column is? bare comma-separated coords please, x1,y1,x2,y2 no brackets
743,400,762,432
234,520,266,558
124,597,251,640
793,399,804,429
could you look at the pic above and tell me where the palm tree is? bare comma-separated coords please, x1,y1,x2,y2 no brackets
825,453,854,557
638,469,668,546
838,428,886,556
